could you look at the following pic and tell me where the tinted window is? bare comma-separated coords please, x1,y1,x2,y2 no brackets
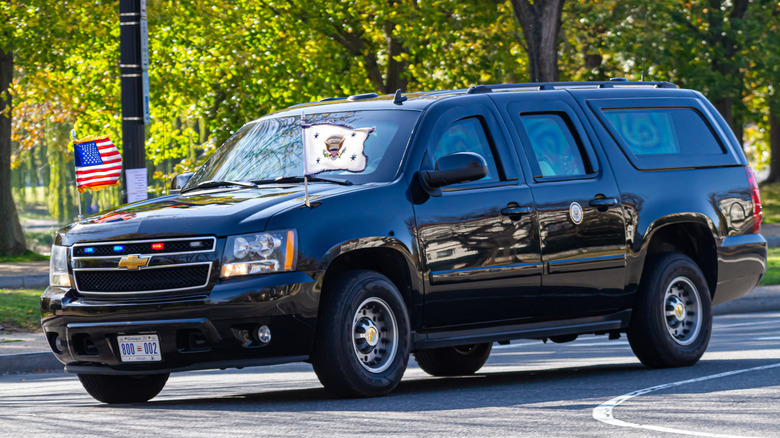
430,117,500,183
520,114,587,178
589,98,739,170
603,108,724,157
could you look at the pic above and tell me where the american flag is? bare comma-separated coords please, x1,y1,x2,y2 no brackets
73,136,123,193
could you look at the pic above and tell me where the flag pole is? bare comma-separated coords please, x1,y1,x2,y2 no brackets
76,189,83,221
301,110,310,208
71,129,83,221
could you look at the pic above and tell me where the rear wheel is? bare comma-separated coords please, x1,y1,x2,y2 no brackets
312,270,410,397
78,373,169,404
413,343,492,376
627,253,712,368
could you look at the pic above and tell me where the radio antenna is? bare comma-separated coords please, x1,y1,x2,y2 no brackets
640,0,650,81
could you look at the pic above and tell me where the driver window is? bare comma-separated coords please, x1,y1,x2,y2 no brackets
429,117,500,183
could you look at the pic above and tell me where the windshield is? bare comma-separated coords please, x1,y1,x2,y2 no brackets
185,109,420,189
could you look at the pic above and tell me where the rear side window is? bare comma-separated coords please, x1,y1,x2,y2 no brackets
595,104,736,170
603,108,724,157
520,114,588,178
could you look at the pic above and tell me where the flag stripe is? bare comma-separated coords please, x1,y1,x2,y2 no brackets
80,180,120,189
77,170,121,181
76,169,123,180
78,176,121,186
76,163,123,173
77,171,121,181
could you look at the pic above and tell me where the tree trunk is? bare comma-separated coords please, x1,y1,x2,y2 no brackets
510,0,565,82
765,108,780,183
0,41,27,255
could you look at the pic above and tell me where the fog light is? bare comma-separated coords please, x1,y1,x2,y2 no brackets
256,325,271,344
54,335,64,354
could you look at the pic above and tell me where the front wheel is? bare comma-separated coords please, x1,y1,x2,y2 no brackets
312,270,411,398
78,373,169,404
627,253,712,368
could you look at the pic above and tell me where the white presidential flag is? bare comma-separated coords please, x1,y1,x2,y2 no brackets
302,123,374,175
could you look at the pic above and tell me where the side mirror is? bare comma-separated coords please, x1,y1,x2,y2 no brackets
170,172,195,195
419,152,488,193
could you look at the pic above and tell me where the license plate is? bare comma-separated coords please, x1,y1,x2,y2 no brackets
117,334,162,362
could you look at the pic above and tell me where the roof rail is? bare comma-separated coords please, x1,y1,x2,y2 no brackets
466,80,678,94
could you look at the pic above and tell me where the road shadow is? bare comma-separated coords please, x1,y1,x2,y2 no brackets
87,358,780,413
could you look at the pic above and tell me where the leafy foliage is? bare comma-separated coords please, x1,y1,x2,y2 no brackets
3,0,780,231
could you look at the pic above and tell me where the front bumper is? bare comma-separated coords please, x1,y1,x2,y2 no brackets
41,271,320,375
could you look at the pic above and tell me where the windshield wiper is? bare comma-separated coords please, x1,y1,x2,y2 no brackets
251,176,353,186
181,180,256,194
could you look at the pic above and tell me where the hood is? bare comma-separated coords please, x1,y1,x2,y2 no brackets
57,184,360,245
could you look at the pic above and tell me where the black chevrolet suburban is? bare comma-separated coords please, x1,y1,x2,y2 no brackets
42,80,767,403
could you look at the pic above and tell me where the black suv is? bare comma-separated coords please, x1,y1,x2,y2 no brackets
42,80,767,403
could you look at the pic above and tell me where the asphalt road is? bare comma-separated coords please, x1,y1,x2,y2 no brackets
2,312,779,438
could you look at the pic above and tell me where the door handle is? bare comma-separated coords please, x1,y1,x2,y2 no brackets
589,198,618,208
501,206,532,218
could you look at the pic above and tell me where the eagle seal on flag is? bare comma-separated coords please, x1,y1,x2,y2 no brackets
73,135,123,193
302,123,374,175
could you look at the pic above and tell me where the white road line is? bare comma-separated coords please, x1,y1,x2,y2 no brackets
593,362,780,437
756,336,780,341
714,320,780,329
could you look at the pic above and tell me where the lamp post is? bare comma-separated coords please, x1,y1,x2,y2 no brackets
119,0,150,204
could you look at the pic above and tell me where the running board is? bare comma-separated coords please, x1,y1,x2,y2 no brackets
413,309,632,350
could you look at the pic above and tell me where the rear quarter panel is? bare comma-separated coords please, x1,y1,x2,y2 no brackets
570,88,765,305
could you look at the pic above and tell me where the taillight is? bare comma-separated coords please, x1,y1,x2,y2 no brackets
746,167,762,234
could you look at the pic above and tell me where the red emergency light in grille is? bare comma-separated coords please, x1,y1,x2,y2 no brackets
151,243,165,251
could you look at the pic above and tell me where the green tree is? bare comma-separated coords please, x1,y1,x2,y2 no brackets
747,1,780,182
509,0,565,82
606,0,752,141
1,3,26,255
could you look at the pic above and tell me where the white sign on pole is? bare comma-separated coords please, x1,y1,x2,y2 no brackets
142,71,151,124
140,0,148,70
126,168,148,203
140,0,150,124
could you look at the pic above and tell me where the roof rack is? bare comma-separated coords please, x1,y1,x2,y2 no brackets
466,79,678,94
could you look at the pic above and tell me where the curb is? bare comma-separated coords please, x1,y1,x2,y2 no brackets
0,352,63,375
0,275,49,289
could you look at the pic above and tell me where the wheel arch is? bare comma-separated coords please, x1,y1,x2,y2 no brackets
319,238,421,323
637,217,718,298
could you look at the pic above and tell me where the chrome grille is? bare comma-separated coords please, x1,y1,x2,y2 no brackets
72,237,217,296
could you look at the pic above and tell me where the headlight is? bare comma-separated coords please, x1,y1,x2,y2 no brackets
49,245,71,288
221,229,297,278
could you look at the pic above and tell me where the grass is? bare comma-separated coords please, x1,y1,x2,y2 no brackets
0,250,49,263
759,247,780,286
760,182,780,224
0,289,42,332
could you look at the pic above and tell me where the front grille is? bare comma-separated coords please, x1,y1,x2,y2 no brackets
75,264,211,293
71,236,217,296
73,238,215,257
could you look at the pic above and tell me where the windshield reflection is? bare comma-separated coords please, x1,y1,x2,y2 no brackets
185,110,420,189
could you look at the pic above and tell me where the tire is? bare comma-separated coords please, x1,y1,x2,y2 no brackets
413,343,492,376
627,253,712,368
77,373,169,404
312,270,410,398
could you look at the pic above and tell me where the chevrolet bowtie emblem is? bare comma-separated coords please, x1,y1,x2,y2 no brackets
118,255,151,270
